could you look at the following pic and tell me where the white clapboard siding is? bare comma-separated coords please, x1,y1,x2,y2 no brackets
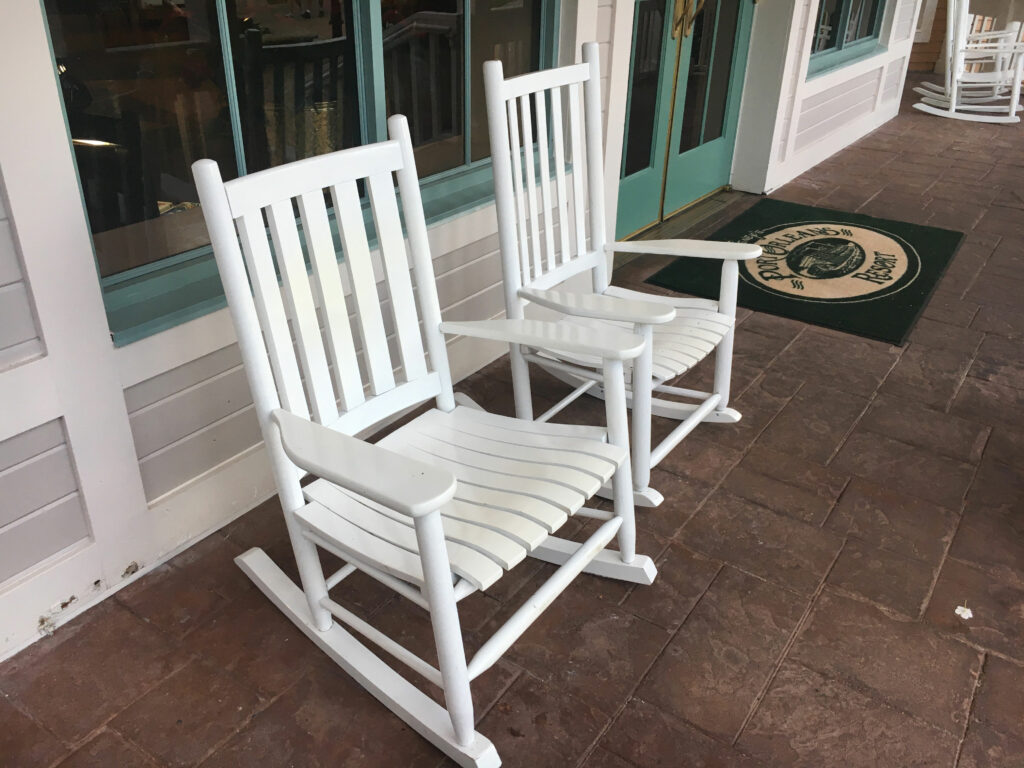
0,176,42,368
893,0,919,42
0,419,90,584
795,68,883,150
882,57,906,101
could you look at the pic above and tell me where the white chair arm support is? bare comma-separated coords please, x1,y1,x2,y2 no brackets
440,319,645,361
270,409,457,517
518,288,676,325
607,239,761,261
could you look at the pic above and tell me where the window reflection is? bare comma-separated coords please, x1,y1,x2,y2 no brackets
812,0,842,53
47,0,236,277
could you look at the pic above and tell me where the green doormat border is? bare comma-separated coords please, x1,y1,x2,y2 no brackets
645,198,964,345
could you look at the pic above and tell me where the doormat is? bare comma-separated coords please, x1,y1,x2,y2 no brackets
644,198,963,345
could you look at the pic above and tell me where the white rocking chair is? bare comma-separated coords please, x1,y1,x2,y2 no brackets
913,0,1024,123
192,114,657,768
482,42,761,508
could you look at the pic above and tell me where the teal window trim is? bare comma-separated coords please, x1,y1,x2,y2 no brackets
807,37,886,76
807,0,887,78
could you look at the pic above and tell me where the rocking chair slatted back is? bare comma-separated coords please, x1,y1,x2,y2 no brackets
194,117,453,461
484,49,610,320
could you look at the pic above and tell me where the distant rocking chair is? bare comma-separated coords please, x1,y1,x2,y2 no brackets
483,42,761,508
192,114,657,768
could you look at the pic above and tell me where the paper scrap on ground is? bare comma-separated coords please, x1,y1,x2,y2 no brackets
954,605,973,620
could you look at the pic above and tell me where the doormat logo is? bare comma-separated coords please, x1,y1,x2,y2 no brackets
737,222,921,303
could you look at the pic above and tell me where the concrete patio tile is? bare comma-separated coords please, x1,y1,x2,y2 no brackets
202,670,443,768
481,584,670,716
601,698,767,767
767,330,900,398
681,490,843,595
0,695,66,768
826,478,959,564
983,426,1024,468
826,537,937,617
974,206,1024,238
921,290,981,327
472,674,610,768
973,656,1024,740
925,179,1000,207
856,394,990,464
737,311,805,342
654,431,744,486
184,590,324,697
619,543,720,631
907,316,985,353
957,721,1024,768
722,463,838,526
970,335,1024,390
756,383,870,464
0,601,188,743
109,657,263,767
705,374,796,453
878,343,975,410
581,746,635,768
738,662,959,768
966,272,1024,309
831,431,975,510
54,730,160,768
790,591,981,732
952,376,1024,431
949,506,1024,588
924,198,989,231
636,567,805,740
924,559,1024,662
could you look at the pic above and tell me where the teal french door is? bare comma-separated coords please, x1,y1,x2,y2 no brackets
616,0,755,238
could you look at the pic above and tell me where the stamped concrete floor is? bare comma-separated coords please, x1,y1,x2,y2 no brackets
3,81,1023,768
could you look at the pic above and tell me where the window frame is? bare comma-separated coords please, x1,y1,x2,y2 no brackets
807,0,887,77
54,0,558,346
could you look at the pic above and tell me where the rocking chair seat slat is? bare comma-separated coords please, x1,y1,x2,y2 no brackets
296,403,621,593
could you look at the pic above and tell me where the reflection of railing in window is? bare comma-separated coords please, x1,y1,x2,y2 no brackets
634,0,665,75
382,11,462,148
240,30,359,170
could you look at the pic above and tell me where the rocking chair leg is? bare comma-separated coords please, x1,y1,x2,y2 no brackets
603,358,637,564
713,261,739,416
415,512,475,747
510,343,534,421
236,548,500,768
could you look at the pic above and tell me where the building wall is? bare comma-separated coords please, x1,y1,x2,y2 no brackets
0,176,42,370
732,0,921,194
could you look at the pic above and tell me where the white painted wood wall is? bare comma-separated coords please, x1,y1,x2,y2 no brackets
733,0,922,192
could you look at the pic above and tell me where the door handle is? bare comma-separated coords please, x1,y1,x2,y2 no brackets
671,0,706,38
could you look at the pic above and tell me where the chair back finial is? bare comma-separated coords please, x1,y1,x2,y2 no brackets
193,114,453,465
483,43,610,320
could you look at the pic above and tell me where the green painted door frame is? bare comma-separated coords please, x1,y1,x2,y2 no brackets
616,0,754,238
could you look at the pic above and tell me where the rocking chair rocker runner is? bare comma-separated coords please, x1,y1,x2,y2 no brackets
192,114,657,768
483,42,761,508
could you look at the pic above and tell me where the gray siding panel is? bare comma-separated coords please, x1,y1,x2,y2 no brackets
0,444,78,529
124,344,243,413
0,173,41,363
138,404,262,500
0,419,64,473
0,283,39,352
0,494,90,583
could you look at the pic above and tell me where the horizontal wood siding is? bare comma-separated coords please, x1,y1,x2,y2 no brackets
794,68,883,150
892,0,919,42
882,57,906,101
0,419,89,584
911,0,946,71
0,176,43,369
125,229,509,502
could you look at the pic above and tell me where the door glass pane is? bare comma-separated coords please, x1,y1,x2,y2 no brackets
237,0,360,173
622,0,666,177
701,0,740,143
845,0,880,42
45,0,238,278
469,0,543,163
383,0,464,177
678,0,717,154
812,0,842,52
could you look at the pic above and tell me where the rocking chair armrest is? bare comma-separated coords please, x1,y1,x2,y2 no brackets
440,319,645,361
518,287,676,325
606,239,761,261
270,409,457,517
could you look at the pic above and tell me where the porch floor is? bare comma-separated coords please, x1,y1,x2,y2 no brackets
4,79,1024,768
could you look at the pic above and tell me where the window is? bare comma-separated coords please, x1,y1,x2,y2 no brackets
43,0,554,342
809,0,885,74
